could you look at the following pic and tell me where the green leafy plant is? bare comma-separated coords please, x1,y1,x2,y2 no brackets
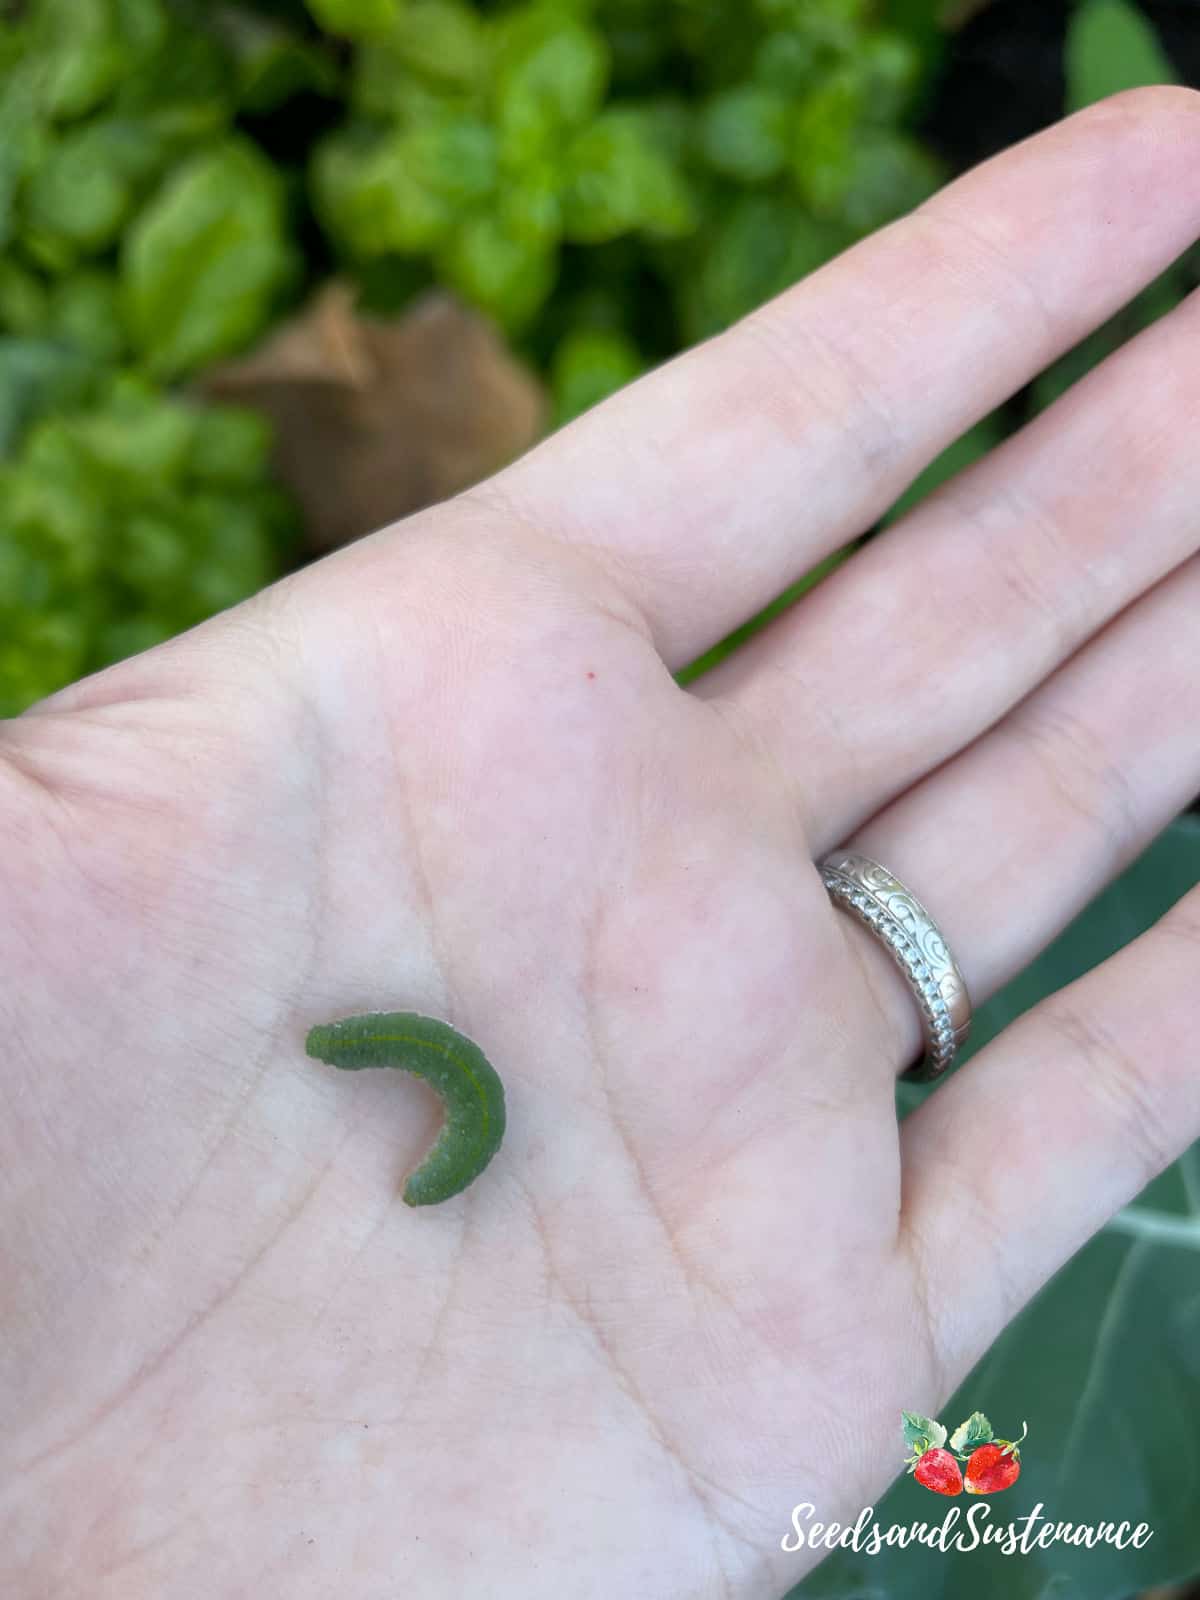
0,0,952,715
0,0,305,712
309,0,947,413
0,2,300,376
0,367,296,716
887,0,1189,524
1028,0,1191,420
1066,0,1176,113
3,1,1195,720
122,138,295,380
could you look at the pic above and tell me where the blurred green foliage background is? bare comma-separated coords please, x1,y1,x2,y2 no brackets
0,0,1191,720
2,0,949,715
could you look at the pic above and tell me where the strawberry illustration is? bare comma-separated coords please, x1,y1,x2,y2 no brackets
901,1410,953,1493
904,1409,1030,1497
913,1447,964,1496
963,1422,1027,1495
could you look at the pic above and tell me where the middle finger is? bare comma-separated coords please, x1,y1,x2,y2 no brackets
485,92,1200,671
696,278,1200,848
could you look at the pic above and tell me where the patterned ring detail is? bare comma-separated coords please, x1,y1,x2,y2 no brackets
818,850,972,1083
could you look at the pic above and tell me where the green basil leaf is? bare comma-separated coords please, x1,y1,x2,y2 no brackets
187,404,273,489
313,125,454,257
0,260,50,338
1066,0,1176,113
67,372,195,484
756,0,867,42
551,327,643,425
304,0,399,37
0,337,97,458
677,193,849,342
399,115,498,205
493,6,610,162
561,107,697,244
438,210,558,331
111,21,234,142
856,30,923,123
368,0,488,92
789,66,865,217
835,126,944,233
0,370,292,715
220,12,340,112
47,270,126,364
496,163,563,248
23,120,167,267
753,30,822,95
10,416,107,583
186,490,280,614
31,0,167,121
0,608,92,718
122,138,293,378
0,59,50,253
699,85,791,184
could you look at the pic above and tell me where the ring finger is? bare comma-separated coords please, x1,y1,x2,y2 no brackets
797,548,1200,1080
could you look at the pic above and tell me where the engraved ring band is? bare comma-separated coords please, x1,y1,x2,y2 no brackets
818,851,972,1084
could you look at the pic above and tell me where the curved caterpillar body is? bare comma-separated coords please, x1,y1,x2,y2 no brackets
305,1012,506,1207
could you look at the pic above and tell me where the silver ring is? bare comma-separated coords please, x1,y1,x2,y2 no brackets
818,850,972,1083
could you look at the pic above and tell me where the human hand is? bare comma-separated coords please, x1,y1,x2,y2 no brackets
4,89,1200,1599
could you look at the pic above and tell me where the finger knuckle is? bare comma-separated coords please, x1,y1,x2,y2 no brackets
1009,698,1139,868
1048,1001,1175,1177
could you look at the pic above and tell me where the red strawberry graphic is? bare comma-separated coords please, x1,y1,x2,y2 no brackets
913,1447,963,1496
964,1440,1021,1495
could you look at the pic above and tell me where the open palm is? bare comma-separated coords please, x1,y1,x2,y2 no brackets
6,91,1200,1600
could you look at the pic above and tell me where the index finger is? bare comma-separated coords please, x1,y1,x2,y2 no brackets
480,88,1200,669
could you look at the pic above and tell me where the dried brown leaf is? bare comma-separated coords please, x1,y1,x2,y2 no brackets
203,284,547,551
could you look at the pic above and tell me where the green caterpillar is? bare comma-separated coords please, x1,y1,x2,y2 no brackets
305,1012,506,1207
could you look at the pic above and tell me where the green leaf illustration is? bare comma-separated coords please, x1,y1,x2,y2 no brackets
947,1410,993,1456
900,1411,946,1453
